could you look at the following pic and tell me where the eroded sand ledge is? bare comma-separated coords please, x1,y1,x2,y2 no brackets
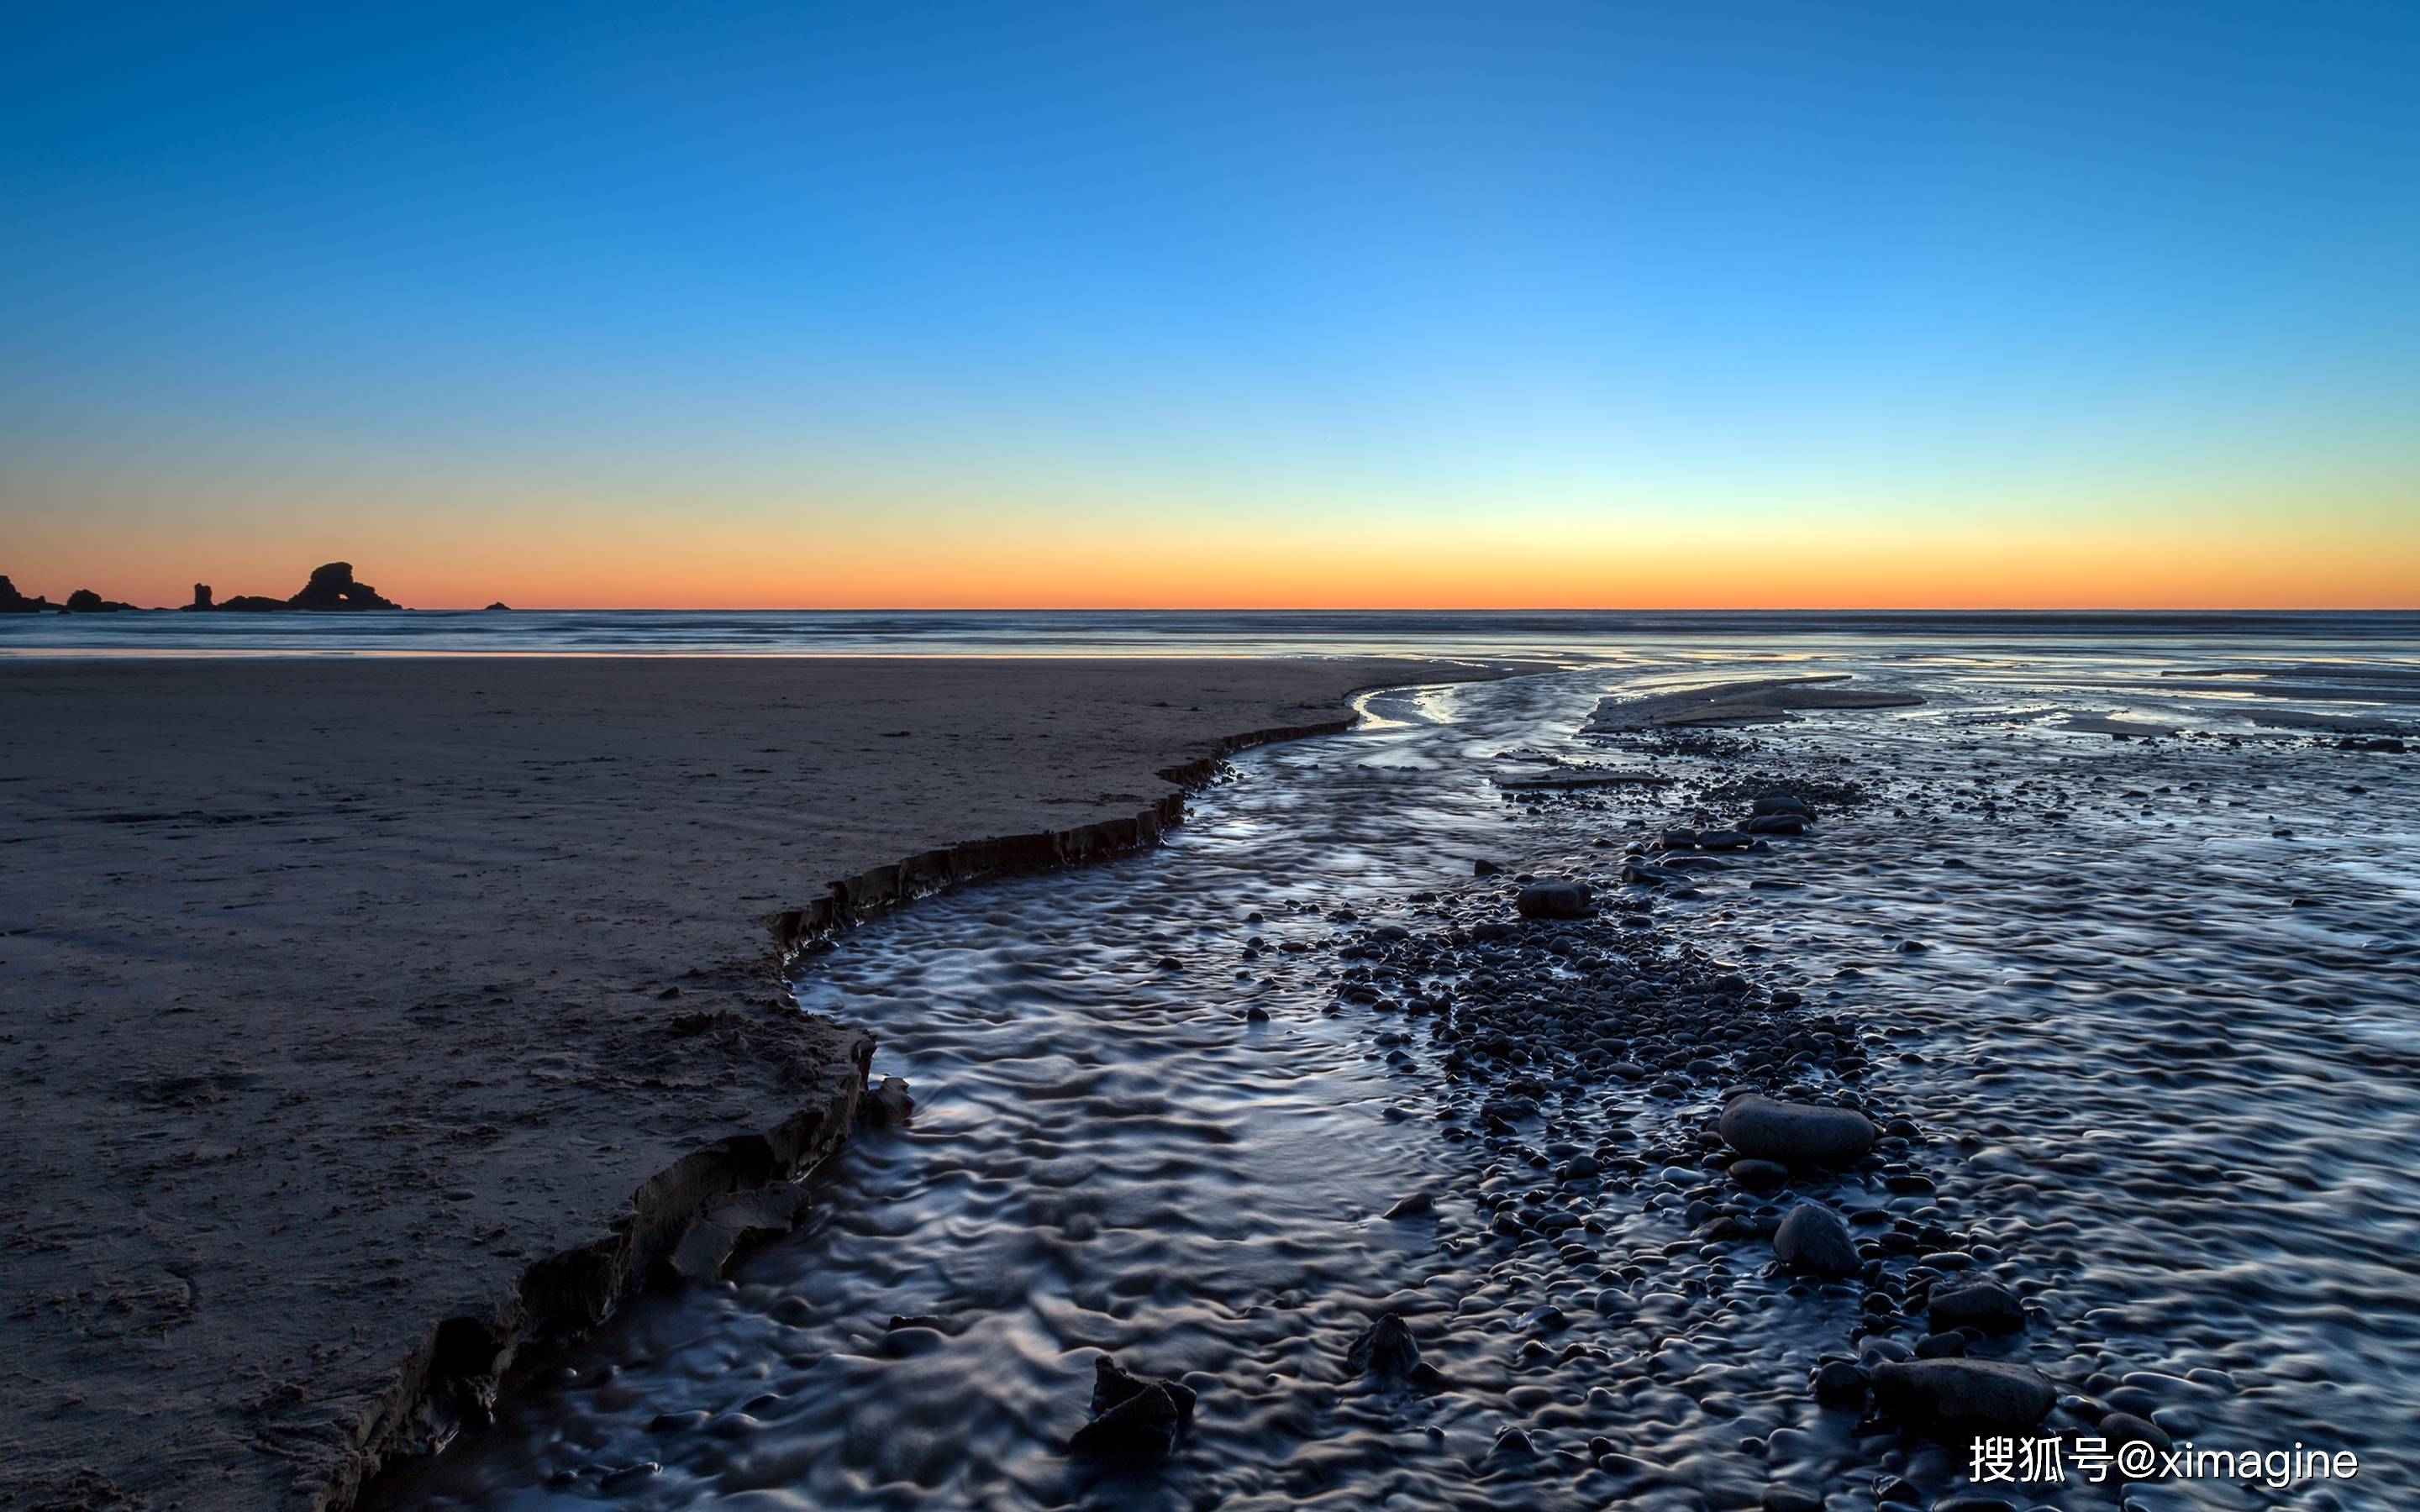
0,656,1471,1509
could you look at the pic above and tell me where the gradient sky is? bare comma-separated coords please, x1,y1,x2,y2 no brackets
4,1,2417,609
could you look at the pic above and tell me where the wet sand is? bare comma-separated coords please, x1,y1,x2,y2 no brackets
0,655,1461,1510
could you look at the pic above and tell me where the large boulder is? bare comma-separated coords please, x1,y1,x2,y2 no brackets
1515,880,1593,919
287,562,399,611
62,589,135,612
1718,1094,1877,1167
1772,1204,1861,1278
1871,1358,2056,1431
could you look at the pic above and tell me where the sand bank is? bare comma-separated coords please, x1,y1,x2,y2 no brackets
1587,673,1923,731
0,656,1461,1509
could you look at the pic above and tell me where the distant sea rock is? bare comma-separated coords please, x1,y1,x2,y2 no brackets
183,562,405,612
484,601,513,612
287,562,399,612
0,575,57,613
64,588,139,613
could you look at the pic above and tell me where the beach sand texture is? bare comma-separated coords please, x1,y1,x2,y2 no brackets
0,655,1442,1509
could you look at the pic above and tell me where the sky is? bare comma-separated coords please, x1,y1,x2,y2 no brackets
3,1,2417,610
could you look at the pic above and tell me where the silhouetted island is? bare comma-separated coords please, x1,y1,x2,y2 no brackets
63,589,139,613
186,562,403,612
0,575,58,613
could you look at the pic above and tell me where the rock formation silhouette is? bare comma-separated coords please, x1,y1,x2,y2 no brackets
0,575,56,613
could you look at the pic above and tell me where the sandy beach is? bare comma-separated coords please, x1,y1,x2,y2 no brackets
0,655,1451,1509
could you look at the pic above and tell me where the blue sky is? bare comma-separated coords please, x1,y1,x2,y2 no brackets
4,2,2417,606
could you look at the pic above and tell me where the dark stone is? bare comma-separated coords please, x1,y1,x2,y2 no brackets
1728,1157,1788,1194
1811,1358,1869,1405
1870,1358,2056,1430
188,583,213,610
1515,880,1593,919
1746,813,1807,836
2101,1410,2173,1452
1090,1357,1197,1430
1381,1191,1434,1219
1772,1204,1860,1278
1929,1279,2024,1335
1754,791,1817,820
484,601,513,611
1345,1312,1432,1385
63,588,136,612
1718,1094,1877,1166
857,1076,914,1127
1069,1382,1181,1462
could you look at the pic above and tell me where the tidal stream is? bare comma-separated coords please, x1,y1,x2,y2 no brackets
371,644,2419,1512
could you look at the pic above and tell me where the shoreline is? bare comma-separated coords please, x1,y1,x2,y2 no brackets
338,696,1402,1509
0,657,1489,1510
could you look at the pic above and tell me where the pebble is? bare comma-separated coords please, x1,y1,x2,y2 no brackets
1870,1358,2056,1430
1718,1094,1878,1166
1772,1204,1861,1278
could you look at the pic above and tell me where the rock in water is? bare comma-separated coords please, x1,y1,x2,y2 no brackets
1718,1094,1877,1167
1928,1278,2025,1335
1072,1358,1196,1462
0,575,56,613
1381,1191,1434,1219
1089,1357,1197,1430
1870,1359,2056,1430
63,588,135,612
1515,880,1593,919
1070,1383,1181,1462
187,583,213,610
1772,1204,1861,1278
287,561,400,611
857,1076,914,1127
1345,1313,1433,1385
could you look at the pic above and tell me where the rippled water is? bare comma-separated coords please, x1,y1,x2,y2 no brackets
370,642,2418,1512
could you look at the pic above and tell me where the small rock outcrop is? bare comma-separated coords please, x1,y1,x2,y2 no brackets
1,575,57,613
63,589,136,612
857,1076,914,1127
187,583,214,610
1717,1093,1877,1167
484,601,513,612
1070,1358,1196,1464
1345,1312,1442,1388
